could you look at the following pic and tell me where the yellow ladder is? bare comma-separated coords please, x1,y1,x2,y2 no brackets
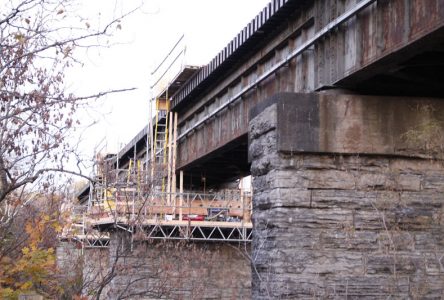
153,98,169,163
152,97,170,191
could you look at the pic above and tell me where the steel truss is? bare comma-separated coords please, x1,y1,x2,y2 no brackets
70,232,110,249
142,223,252,242
82,236,110,248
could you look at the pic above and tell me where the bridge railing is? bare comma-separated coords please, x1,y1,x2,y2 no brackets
85,189,252,226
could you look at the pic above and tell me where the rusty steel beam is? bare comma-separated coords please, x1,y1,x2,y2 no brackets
334,0,444,87
177,0,376,143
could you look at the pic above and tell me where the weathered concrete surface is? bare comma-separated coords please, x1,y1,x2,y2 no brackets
249,93,444,299
250,92,444,158
84,233,251,299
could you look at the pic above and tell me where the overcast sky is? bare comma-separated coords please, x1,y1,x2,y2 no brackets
68,0,270,157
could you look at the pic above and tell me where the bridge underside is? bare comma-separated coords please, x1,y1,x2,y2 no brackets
338,26,444,98
180,135,250,190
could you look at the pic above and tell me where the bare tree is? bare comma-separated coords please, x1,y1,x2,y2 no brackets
0,0,138,208
0,0,142,297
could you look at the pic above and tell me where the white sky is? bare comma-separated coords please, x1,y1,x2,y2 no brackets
69,0,270,157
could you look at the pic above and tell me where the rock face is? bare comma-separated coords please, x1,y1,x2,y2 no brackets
83,233,251,299
249,93,444,299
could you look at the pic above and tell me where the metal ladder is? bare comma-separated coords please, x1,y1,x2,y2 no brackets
151,98,169,188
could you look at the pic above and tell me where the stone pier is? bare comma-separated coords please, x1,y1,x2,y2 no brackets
249,93,444,299
83,232,251,299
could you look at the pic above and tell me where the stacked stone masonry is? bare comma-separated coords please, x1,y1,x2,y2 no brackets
83,233,251,300
249,93,444,299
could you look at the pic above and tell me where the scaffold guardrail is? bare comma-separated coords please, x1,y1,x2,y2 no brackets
84,189,253,242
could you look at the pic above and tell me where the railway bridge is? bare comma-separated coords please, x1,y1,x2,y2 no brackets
66,0,444,298
172,0,444,189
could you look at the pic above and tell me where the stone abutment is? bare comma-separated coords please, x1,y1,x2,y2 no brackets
249,93,444,299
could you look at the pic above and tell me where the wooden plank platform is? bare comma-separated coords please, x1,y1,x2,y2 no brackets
87,216,252,229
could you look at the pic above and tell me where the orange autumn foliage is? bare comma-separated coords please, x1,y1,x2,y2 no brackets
0,213,63,299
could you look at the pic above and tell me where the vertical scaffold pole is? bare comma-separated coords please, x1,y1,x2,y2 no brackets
179,170,183,221
172,112,178,214
240,177,244,231
161,104,169,197
167,111,173,206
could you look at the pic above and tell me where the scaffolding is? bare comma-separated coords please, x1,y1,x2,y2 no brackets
68,37,252,247
61,204,110,251
74,98,253,245
81,135,253,242
86,181,252,242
